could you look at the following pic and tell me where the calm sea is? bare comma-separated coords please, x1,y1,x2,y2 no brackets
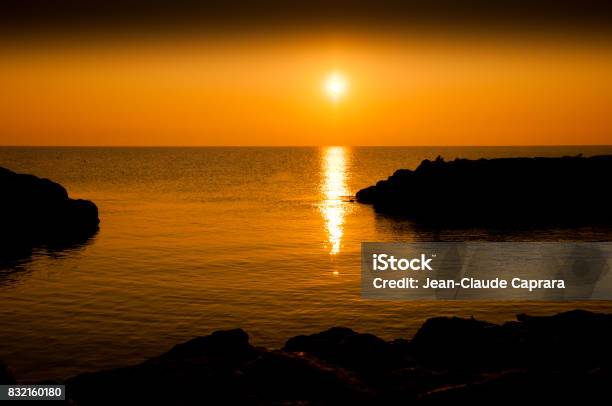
2,146,612,382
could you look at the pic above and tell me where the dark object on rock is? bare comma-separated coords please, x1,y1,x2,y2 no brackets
356,155,612,225
0,167,99,258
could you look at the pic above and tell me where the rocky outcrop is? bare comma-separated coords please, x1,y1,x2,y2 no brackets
356,155,612,225
284,327,413,376
64,329,372,405
0,167,99,259
2,309,605,404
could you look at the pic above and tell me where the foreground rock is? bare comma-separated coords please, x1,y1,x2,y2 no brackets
3,309,606,404
0,167,99,259
65,329,372,405
356,155,612,225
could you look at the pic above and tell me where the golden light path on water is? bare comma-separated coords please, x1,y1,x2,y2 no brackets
320,146,350,256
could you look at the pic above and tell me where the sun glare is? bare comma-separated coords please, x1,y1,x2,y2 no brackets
324,72,348,102
320,146,350,255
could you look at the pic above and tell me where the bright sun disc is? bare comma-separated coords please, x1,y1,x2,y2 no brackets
324,72,348,102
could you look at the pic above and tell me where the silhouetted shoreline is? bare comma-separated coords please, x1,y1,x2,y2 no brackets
357,155,612,226
0,166,99,263
2,309,611,404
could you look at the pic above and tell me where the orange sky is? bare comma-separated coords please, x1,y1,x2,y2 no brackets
1,33,611,146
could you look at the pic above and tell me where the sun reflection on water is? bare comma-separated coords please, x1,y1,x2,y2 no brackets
320,146,350,255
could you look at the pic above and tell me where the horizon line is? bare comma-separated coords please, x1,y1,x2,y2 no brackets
1,144,612,148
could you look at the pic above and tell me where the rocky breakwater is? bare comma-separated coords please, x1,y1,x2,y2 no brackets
356,155,612,225
1,310,609,404
0,166,99,259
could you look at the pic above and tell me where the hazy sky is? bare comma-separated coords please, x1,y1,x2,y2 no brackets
1,2,612,146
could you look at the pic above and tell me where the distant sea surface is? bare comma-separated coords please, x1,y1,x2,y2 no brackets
2,146,612,382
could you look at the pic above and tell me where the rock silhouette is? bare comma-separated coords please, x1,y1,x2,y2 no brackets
0,167,99,260
64,329,372,405
3,309,610,404
356,155,612,225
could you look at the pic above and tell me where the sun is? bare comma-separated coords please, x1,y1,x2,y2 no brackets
324,72,348,102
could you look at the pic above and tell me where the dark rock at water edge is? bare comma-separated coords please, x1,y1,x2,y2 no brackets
356,155,612,225
64,328,373,405
3,309,608,404
0,166,99,258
